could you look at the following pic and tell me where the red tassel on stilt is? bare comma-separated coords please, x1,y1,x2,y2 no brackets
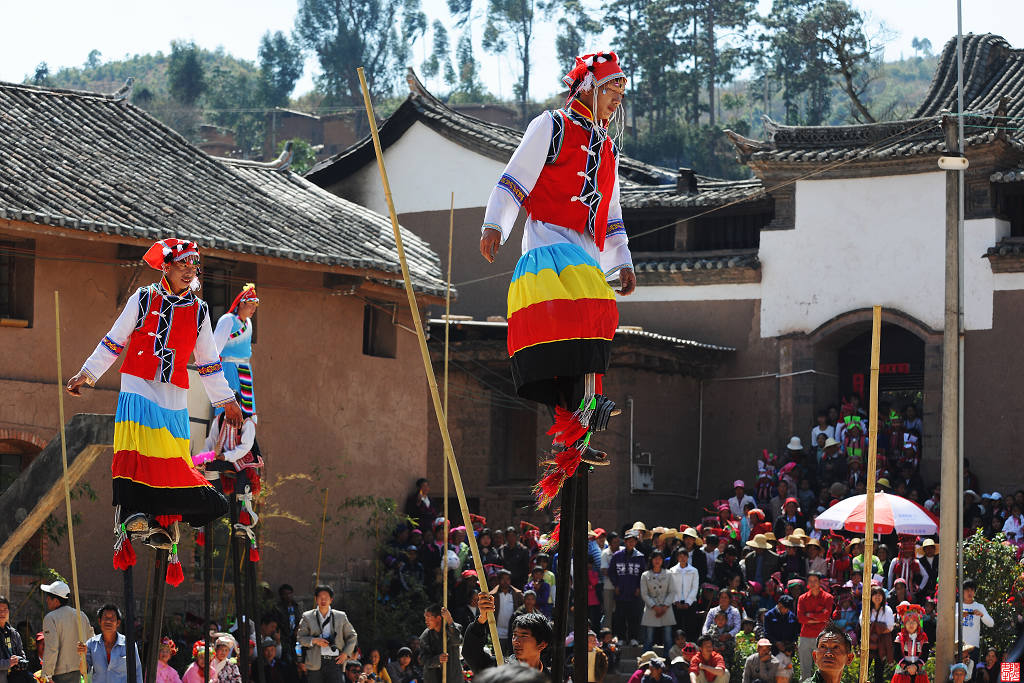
196,530,205,547
239,511,251,526
249,545,260,562
165,560,184,587
533,445,583,509
547,407,588,447
113,537,137,570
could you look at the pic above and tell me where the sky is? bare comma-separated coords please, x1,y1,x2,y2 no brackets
1,0,1022,103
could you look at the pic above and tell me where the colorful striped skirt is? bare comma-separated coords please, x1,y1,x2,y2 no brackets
221,361,255,416
113,391,227,526
507,242,618,406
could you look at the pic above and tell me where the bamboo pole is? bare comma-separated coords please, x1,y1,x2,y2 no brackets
356,67,503,664
442,193,454,683
54,291,87,677
315,488,329,585
858,306,882,683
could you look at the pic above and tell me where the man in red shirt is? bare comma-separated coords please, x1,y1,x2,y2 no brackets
796,572,834,675
690,634,729,683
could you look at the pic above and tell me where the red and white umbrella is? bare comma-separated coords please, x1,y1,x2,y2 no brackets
814,491,939,535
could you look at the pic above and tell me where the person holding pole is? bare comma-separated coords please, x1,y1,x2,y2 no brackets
65,238,242,582
420,605,462,683
478,51,636,515
40,582,92,683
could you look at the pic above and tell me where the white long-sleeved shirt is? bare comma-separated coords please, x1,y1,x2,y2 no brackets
80,286,234,410
1003,515,1024,541
203,416,257,464
481,112,633,279
957,601,994,648
667,563,699,605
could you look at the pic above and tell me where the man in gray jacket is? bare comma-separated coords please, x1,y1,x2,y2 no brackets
40,581,93,683
296,586,357,683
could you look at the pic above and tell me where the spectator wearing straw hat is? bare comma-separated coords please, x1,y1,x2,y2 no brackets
742,536,780,589
680,529,708,587
40,581,93,683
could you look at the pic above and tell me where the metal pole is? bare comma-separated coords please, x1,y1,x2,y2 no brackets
955,0,967,659
552,477,577,683
573,469,590,683
230,492,250,683
858,307,882,683
936,113,962,678
442,192,454,683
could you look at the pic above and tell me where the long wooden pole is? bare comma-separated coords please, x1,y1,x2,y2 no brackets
858,306,882,683
54,291,86,677
356,67,503,664
442,193,454,683
315,488,329,585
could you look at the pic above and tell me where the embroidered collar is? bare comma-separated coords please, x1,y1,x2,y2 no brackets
157,277,196,305
565,99,608,129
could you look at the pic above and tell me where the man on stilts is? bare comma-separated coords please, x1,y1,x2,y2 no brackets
67,238,243,586
480,51,636,678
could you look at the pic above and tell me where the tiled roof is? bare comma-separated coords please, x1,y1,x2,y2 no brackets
633,250,760,274
305,69,676,188
986,236,1024,257
0,80,444,293
727,34,1024,164
991,168,1024,183
619,177,765,209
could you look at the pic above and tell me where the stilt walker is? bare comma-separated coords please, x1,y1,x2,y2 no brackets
66,239,242,582
478,52,636,676
215,284,259,416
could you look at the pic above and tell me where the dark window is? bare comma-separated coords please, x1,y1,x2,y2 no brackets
363,303,397,358
626,217,676,252
0,238,35,325
995,183,1024,237
691,212,767,251
489,403,538,484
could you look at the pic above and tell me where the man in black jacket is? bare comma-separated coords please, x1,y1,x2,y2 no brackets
0,597,27,683
463,594,551,677
499,529,532,588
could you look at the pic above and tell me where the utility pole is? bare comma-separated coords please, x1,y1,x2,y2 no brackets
935,112,962,679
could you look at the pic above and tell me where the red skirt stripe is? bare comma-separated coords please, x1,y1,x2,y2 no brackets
113,449,217,490
507,297,618,357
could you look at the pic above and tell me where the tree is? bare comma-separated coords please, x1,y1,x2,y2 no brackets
690,0,756,127
482,0,537,124
85,49,103,69
762,0,833,125
167,40,206,105
800,0,881,123
549,0,601,73
258,31,304,108
453,30,487,99
204,65,265,156
294,0,426,105
278,139,317,174
912,36,932,57
962,533,1024,653
32,62,51,86
421,20,456,88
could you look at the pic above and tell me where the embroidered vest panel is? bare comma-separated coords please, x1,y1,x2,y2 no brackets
121,286,203,389
524,109,616,251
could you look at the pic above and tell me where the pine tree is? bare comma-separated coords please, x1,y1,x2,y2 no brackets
167,40,206,106
258,31,304,108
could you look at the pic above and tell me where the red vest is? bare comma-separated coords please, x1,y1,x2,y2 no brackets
524,103,617,251
121,285,203,389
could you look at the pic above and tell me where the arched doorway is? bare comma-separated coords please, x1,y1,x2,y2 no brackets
837,324,925,411
0,436,45,573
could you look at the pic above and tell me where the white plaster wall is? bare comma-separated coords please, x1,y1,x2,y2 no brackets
760,173,949,336
343,121,507,215
621,282,762,303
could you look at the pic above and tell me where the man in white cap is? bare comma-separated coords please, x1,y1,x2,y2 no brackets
729,482,756,521
40,581,93,683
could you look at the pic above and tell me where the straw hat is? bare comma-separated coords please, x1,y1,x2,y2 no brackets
915,538,940,557
637,651,659,666
848,538,863,551
681,527,704,546
790,528,808,544
746,534,773,550
824,437,841,449
631,521,652,538
787,436,804,451
763,531,777,542
805,538,822,549
779,536,801,547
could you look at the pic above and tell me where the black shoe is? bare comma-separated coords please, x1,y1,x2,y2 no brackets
589,395,617,432
580,446,610,466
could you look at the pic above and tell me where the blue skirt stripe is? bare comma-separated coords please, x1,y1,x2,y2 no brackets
511,243,600,282
115,392,190,440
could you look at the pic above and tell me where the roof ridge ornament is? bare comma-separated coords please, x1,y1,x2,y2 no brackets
111,77,134,102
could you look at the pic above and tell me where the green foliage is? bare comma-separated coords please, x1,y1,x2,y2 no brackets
294,0,426,105
168,40,206,105
422,21,456,89
962,532,1024,653
204,62,266,155
259,31,304,108
482,0,537,123
32,62,51,86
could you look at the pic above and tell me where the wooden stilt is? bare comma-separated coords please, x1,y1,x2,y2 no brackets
356,66,503,662
249,556,264,683
124,565,138,683
858,307,882,683
204,522,213,683
144,550,169,683
442,192,454,683
552,478,577,683
573,469,590,682
230,493,250,683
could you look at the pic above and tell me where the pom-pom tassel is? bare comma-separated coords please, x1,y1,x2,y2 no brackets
249,540,260,563
113,534,137,571
155,514,181,528
196,530,205,547
547,407,588,447
165,544,185,587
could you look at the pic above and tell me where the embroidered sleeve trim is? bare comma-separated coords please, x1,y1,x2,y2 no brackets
606,219,626,237
101,336,125,356
211,396,235,408
496,174,528,206
604,263,634,278
80,367,98,385
197,361,223,377
482,223,502,233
